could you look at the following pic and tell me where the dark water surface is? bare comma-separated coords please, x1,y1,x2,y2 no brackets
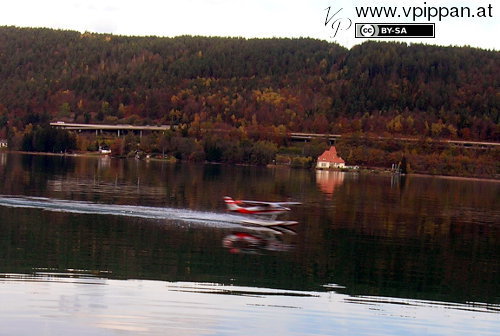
0,153,498,335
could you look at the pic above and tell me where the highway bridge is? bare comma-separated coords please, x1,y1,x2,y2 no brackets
50,123,499,148
289,132,500,148
289,132,341,142
50,122,173,137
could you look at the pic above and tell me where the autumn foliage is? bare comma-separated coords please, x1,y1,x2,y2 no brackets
0,26,498,140
0,27,498,175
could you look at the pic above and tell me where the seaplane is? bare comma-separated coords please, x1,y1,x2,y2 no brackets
223,196,301,234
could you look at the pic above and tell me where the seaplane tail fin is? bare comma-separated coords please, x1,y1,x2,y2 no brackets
223,196,240,211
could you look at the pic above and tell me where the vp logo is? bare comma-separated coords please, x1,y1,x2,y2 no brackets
324,6,353,38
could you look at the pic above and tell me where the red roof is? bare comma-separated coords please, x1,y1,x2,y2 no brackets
317,146,345,164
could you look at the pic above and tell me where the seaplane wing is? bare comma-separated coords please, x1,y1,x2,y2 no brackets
240,200,302,206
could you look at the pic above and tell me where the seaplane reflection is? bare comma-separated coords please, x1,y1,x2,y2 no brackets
222,230,295,254
222,196,300,254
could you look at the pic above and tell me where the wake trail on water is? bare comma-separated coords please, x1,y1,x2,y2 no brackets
0,195,248,228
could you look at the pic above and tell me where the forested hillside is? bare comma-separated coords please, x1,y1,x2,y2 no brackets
0,26,498,142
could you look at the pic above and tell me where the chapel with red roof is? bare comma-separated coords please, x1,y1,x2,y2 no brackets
316,146,345,169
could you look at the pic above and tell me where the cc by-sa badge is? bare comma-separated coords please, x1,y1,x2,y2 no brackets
359,24,378,37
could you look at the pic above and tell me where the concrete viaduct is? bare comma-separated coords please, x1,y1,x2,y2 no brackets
50,122,499,148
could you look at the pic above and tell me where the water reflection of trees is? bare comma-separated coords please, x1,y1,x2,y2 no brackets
1,203,497,305
293,174,499,304
0,153,498,304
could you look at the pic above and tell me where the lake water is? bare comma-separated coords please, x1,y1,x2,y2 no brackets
0,152,498,335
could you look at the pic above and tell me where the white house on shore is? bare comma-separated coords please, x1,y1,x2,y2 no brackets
99,145,111,155
316,146,345,169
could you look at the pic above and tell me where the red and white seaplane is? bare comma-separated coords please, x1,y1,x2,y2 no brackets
223,196,301,233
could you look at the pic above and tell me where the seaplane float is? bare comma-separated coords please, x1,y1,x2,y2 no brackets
223,196,301,235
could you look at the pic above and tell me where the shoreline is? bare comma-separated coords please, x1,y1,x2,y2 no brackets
404,173,500,183
4,150,499,182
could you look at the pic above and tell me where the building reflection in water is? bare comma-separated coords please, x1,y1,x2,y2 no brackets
97,155,111,170
0,152,6,167
315,170,345,198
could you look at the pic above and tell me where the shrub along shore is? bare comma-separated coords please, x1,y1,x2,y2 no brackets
8,124,499,180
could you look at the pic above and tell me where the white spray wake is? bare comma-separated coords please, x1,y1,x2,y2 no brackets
0,195,248,228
